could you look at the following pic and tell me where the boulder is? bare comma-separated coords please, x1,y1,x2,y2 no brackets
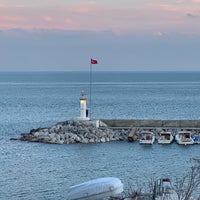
19,119,129,144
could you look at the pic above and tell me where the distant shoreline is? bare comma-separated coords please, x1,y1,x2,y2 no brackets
1,70,200,73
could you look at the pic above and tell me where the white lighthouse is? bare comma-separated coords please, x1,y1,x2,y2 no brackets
79,90,88,120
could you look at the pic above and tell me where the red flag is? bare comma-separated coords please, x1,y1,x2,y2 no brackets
91,59,98,64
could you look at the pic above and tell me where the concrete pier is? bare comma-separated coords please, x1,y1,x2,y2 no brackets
100,119,200,128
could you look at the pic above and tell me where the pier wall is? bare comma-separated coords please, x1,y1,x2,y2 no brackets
100,119,200,128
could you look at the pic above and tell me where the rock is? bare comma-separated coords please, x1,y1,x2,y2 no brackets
10,138,18,141
82,138,89,144
75,136,81,143
100,138,106,143
89,138,95,143
42,137,51,143
49,133,56,139
20,119,129,145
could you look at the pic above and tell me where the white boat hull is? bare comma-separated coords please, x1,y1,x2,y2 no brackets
176,139,194,145
139,138,155,145
156,193,179,200
158,132,174,144
158,139,173,144
67,177,123,200
139,132,155,145
175,131,194,145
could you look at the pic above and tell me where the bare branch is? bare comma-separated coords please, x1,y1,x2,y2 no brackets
173,159,200,200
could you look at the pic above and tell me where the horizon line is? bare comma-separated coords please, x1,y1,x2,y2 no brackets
0,70,200,73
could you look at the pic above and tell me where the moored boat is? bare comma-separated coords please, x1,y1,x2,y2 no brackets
158,131,174,144
155,178,178,200
67,177,123,200
175,131,194,145
139,131,155,145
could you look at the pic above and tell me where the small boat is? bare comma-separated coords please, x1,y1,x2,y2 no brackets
193,135,200,144
158,131,174,144
155,178,178,200
67,177,123,200
139,131,155,145
175,131,194,145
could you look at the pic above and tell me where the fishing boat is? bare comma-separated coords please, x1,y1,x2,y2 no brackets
175,131,194,145
67,177,123,200
139,131,155,145
158,131,174,144
155,178,178,200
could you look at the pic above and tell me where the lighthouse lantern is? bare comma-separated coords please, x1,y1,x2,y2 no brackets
80,90,87,119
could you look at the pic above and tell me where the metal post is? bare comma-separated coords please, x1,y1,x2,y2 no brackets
89,62,92,119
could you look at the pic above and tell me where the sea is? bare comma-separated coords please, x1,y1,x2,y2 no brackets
0,71,200,200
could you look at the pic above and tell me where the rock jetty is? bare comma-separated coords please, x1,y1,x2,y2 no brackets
19,119,200,144
20,120,129,144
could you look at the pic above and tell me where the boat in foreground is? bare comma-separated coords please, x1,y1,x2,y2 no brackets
175,131,194,145
158,131,174,144
67,177,123,200
139,131,155,145
155,178,178,200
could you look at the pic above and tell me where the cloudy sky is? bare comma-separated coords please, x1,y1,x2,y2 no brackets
0,0,200,71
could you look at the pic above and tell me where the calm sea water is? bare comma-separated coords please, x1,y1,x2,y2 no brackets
0,71,200,199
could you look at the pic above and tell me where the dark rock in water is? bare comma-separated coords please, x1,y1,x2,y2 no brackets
10,138,19,141
30,127,47,135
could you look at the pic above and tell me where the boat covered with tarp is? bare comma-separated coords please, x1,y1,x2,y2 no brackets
67,177,124,200
193,135,200,144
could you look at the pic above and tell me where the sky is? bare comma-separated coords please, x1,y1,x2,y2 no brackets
0,0,200,71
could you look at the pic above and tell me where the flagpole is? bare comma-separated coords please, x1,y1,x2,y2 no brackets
89,58,97,120
89,61,92,119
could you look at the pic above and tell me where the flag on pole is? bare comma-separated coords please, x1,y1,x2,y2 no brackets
91,59,98,64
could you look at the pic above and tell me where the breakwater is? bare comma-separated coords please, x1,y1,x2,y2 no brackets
19,119,200,144
101,119,200,128
20,120,129,144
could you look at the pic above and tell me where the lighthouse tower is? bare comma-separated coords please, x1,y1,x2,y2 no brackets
79,90,88,120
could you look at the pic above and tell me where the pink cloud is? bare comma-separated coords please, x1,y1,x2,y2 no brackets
155,31,164,36
65,18,74,25
0,16,27,29
150,2,200,13
72,6,92,13
0,15,27,22
158,4,179,12
43,16,53,22
0,2,200,36
0,4,31,9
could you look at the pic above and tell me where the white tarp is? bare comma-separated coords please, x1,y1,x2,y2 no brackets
67,177,123,200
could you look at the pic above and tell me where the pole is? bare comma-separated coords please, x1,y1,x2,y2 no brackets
89,62,92,119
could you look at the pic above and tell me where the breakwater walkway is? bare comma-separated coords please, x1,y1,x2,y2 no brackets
18,119,200,144
101,119,200,129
